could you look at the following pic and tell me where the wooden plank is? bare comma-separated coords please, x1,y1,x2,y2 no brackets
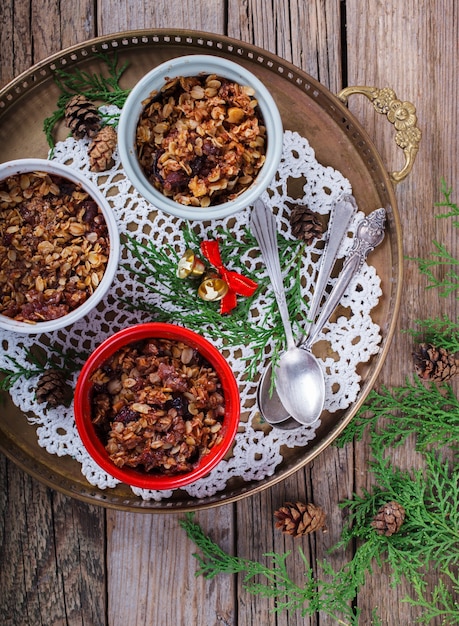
106,508,235,625
0,3,104,625
0,457,106,625
0,0,94,87
345,0,459,623
0,0,32,86
97,0,226,35
227,0,343,93
228,2,352,624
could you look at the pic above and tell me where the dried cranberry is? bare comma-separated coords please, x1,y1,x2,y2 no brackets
139,450,163,473
82,200,99,223
190,155,212,179
165,395,186,414
114,406,138,425
142,340,159,355
2,232,13,246
163,170,189,193
55,177,74,197
92,383,108,394
202,140,220,156
101,364,114,376
19,205,37,225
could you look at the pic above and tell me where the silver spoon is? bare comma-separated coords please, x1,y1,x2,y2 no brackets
256,206,387,428
255,194,357,425
250,197,355,426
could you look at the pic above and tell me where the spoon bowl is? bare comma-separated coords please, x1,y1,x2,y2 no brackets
275,347,325,422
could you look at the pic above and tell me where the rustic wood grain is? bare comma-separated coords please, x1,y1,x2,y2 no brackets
0,0,95,86
228,2,355,624
345,0,459,623
1,1,458,625
0,457,106,625
97,0,226,35
227,0,343,93
0,3,105,626
107,509,235,626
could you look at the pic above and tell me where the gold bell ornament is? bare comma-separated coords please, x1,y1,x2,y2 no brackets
197,273,229,302
176,249,206,279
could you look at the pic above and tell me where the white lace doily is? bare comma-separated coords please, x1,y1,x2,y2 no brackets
1,120,383,501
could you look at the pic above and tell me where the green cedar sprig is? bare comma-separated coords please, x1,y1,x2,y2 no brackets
180,447,459,625
335,375,459,453
337,449,459,624
404,315,459,352
0,344,84,392
407,179,459,298
43,52,130,149
180,182,459,624
180,513,364,626
121,224,307,380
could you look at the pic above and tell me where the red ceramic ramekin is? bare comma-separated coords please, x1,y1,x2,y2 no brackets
74,322,240,490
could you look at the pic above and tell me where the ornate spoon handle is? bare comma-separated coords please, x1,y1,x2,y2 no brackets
303,194,357,337
304,207,386,349
251,199,296,350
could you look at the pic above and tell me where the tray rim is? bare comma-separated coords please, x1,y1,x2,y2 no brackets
0,28,403,512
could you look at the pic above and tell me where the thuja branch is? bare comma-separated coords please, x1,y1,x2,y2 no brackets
434,179,459,223
120,225,307,380
338,450,459,625
336,375,459,453
0,344,84,391
407,180,459,297
181,448,459,625
180,513,363,625
404,315,459,353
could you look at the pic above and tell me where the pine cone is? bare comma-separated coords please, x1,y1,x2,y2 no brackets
36,369,70,408
289,204,324,245
274,501,327,537
88,125,118,172
413,342,459,382
371,501,405,536
64,95,101,139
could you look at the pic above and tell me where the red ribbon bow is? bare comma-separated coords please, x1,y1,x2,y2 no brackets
200,239,258,314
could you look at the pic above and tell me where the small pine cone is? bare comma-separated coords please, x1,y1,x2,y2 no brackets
36,369,69,408
88,126,118,172
371,501,405,536
413,342,459,382
64,95,101,139
289,204,324,245
274,501,327,537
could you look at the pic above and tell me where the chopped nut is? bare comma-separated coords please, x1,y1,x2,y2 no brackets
131,402,151,414
226,107,245,124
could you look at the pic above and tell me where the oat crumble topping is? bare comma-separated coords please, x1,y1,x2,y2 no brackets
136,73,267,207
0,171,110,323
90,338,226,475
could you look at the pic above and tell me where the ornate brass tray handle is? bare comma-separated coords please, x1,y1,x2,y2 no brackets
338,86,421,185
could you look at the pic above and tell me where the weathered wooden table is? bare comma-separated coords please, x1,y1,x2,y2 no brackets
1,1,458,624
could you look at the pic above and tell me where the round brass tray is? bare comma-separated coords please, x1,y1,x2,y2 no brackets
0,29,403,512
